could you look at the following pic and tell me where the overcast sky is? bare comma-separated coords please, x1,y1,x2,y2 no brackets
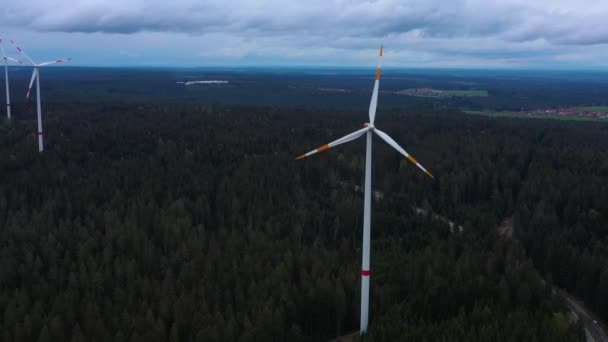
1,0,608,68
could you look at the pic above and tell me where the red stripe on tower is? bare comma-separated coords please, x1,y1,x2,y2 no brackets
361,270,370,276
37,132,43,136
6,103,10,107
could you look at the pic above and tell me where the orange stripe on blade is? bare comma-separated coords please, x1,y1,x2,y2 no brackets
375,68,382,80
379,45,383,56
317,144,330,152
295,154,307,160
407,155,418,164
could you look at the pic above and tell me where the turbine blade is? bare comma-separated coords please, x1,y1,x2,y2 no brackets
38,58,72,67
10,40,35,66
0,38,5,58
368,45,383,125
296,126,369,160
26,69,38,101
6,57,22,64
374,128,434,179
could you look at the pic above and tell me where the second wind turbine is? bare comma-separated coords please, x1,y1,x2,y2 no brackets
12,40,71,152
295,46,435,335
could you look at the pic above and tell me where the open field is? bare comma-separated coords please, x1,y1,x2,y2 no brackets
394,89,489,98
464,110,607,122
575,106,608,113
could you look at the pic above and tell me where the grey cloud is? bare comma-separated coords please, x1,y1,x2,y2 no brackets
2,0,608,47
501,8,608,45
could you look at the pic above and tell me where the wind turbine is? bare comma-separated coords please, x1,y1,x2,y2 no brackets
295,46,434,335
11,40,71,152
0,38,22,119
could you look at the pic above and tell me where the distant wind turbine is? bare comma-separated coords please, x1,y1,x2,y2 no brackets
12,40,71,152
295,46,434,335
0,38,22,119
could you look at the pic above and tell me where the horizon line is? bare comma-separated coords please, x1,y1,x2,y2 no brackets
8,64,608,72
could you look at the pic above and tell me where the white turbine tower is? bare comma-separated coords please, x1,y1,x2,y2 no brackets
295,46,434,335
12,40,71,152
0,38,22,119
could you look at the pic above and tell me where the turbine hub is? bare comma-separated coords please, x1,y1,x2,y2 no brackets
364,123,374,129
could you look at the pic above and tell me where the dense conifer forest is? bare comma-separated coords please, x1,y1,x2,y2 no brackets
1,102,605,341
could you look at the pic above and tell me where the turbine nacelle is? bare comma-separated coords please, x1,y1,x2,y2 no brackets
296,46,433,179
13,42,72,101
